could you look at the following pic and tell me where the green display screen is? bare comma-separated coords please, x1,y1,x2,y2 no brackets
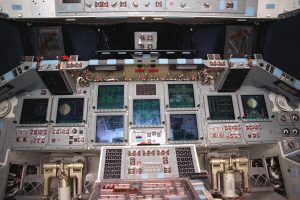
133,99,160,126
97,85,124,109
168,84,195,108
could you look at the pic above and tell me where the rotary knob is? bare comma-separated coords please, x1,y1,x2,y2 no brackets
292,114,299,121
133,1,138,7
293,128,299,135
180,2,186,8
283,128,290,136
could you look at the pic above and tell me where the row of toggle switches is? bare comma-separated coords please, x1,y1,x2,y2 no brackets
92,1,163,8
128,149,170,156
128,166,171,174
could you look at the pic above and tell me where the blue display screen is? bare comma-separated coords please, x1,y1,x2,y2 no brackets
133,99,160,126
96,115,124,143
170,114,198,141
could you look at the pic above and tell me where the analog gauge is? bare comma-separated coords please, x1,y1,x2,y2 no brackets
0,100,11,118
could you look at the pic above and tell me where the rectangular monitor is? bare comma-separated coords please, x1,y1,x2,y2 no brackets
33,27,65,58
136,84,156,95
97,85,124,109
56,98,84,124
224,26,255,57
207,95,235,120
20,99,49,124
133,99,160,126
96,115,124,143
241,95,269,120
170,114,198,141
168,84,195,108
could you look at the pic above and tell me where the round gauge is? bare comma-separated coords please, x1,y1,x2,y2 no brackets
58,103,71,116
275,95,289,111
247,98,257,108
0,100,11,118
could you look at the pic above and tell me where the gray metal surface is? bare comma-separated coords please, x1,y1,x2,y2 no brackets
0,0,299,21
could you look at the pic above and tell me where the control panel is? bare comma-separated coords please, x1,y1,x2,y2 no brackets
89,178,202,200
0,0,299,20
98,145,200,180
8,77,283,150
278,112,300,156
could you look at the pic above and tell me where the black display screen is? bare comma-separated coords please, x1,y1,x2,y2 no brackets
170,114,198,141
168,84,195,108
133,99,160,126
97,85,124,109
20,99,48,124
63,0,81,3
208,95,235,120
241,95,269,119
96,115,124,143
56,98,84,123
136,84,156,95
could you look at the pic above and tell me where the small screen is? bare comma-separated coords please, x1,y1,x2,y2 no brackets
241,95,269,119
136,84,156,95
20,99,48,124
96,115,124,143
168,84,195,108
33,27,64,57
56,98,84,123
208,96,235,120
97,85,124,109
170,114,198,141
63,0,81,3
133,99,160,126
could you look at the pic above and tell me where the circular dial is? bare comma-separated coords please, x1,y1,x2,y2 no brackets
0,100,11,118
